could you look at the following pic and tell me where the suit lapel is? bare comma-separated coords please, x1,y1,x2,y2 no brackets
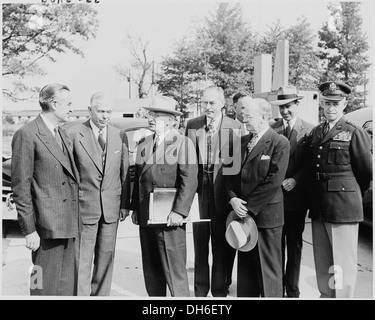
104,125,117,169
288,118,305,155
241,134,252,165
195,117,208,165
140,131,176,176
35,115,76,180
78,121,103,173
247,129,272,162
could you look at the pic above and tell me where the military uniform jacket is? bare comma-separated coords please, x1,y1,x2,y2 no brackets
130,130,198,227
271,117,314,211
306,116,372,223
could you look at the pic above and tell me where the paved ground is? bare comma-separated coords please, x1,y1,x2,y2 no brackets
1,217,373,299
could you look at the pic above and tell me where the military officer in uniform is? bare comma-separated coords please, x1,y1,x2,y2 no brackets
306,81,372,298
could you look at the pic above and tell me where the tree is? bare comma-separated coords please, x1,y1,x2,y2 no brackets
317,2,371,111
156,2,257,111
114,35,154,99
258,18,323,91
2,3,98,102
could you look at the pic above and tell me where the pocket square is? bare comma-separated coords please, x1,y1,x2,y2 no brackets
115,150,120,154
260,155,270,160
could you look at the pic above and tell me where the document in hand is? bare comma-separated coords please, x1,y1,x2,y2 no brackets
148,188,210,225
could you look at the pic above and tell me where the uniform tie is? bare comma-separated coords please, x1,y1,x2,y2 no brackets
54,127,64,151
98,129,106,150
322,121,330,138
247,133,258,155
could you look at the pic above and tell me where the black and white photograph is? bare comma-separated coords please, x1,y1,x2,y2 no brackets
1,0,373,306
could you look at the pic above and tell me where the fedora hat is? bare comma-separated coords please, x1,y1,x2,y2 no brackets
143,95,183,116
270,86,304,106
225,210,258,252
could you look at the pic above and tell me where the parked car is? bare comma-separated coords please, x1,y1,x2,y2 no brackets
2,117,151,220
345,107,373,227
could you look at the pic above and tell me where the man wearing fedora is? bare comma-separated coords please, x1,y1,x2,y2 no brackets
270,86,314,298
305,81,372,298
130,95,198,297
185,86,241,297
225,97,289,297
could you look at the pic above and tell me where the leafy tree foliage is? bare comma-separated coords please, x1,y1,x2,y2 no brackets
2,3,98,101
317,2,370,111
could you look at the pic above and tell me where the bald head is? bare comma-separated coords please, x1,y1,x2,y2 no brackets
89,92,114,129
242,98,272,133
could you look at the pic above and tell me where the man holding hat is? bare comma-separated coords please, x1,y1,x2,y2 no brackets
130,95,198,297
305,81,372,298
270,86,314,298
225,97,289,297
185,86,241,297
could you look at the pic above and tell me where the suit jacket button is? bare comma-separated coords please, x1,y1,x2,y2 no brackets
319,146,323,150
54,164,58,168
62,181,66,185
98,175,102,179
63,199,67,202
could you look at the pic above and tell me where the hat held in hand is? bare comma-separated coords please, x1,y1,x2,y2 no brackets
225,210,258,252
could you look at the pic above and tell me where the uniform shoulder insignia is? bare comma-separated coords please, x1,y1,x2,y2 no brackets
345,119,360,129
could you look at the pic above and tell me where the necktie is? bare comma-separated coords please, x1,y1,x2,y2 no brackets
98,129,106,150
206,119,216,166
153,135,160,153
285,121,291,139
247,133,258,155
54,127,64,151
322,121,330,138
207,118,215,135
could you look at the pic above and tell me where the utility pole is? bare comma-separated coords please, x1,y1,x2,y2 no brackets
127,69,132,99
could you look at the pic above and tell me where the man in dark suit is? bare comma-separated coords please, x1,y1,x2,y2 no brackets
270,86,314,298
11,83,79,296
185,86,241,297
306,81,372,298
130,95,198,297
64,92,131,296
225,97,289,297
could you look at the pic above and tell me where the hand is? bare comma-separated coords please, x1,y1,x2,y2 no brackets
282,178,297,192
131,211,139,225
167,211,184,227
119,208,130,222
229,197,248,218
25,231,40,251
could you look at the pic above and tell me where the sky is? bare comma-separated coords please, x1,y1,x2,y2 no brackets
1,0,374,111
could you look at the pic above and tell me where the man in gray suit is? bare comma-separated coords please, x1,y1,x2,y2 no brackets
64,92,131,296
11,83,80,296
